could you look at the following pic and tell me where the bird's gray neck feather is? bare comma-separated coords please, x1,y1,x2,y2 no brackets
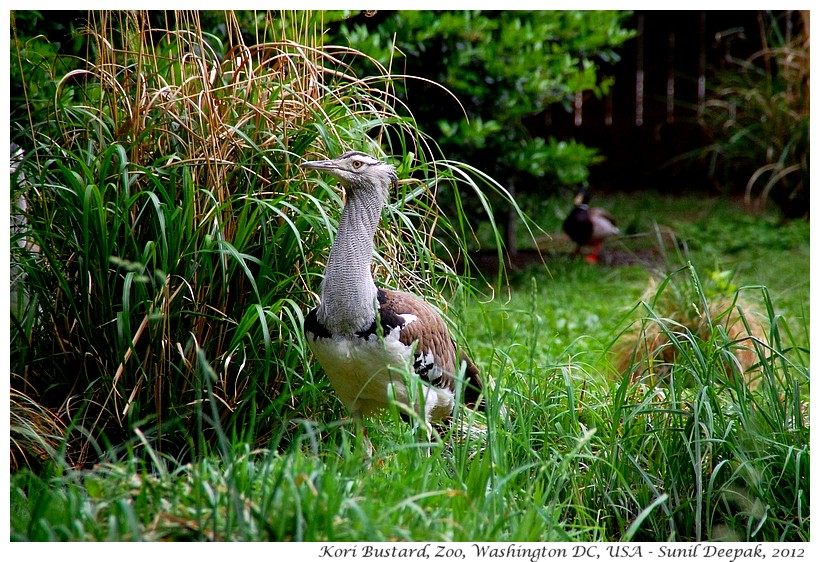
318,188,385,335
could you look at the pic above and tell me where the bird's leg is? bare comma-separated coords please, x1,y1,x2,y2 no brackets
340,410,373,459
418,388,444,452
361,425,374,459
423,423,434,458
585,242,602,264
409,419,435,458
349,410,374,458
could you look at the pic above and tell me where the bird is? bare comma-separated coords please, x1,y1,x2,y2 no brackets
300,151,483,438
562,186,619,264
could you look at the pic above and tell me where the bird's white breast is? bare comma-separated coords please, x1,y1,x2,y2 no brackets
307,326,454,421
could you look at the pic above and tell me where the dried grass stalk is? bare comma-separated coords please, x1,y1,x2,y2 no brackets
613,276,769,389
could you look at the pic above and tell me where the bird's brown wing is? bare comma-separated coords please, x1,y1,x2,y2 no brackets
378,289,483,405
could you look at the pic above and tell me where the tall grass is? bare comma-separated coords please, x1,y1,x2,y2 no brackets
602,265,808,540
11,257,808,541
10,10,513,468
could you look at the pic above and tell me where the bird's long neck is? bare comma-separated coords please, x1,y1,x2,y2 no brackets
318,187,385,335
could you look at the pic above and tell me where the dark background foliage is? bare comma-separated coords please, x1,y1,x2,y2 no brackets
13,10,809,217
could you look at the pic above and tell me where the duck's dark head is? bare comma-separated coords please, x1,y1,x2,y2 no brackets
573,186,591,207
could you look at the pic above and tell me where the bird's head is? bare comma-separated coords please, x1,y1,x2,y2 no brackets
300,151,398,196
573,186,591,206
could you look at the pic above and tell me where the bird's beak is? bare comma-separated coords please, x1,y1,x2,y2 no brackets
299,159,337,171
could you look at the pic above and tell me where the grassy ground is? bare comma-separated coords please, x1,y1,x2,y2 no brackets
10,193,809,541
479,190,810,354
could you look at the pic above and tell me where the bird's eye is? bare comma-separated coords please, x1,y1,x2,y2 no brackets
352,160,362,169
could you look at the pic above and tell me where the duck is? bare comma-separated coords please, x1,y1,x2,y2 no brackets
562,186,619,264
300,151,483,439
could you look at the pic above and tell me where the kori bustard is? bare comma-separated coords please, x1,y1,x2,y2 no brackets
300,151,483,437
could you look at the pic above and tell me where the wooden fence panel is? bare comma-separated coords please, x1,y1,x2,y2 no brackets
533,11,766,191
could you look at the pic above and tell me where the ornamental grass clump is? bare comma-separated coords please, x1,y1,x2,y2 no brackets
613,267,769,390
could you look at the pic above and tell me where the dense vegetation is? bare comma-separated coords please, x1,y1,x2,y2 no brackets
11,10,507,466
328,11,634,249
9,10,809,542
694,11,809,218
331,11,633,185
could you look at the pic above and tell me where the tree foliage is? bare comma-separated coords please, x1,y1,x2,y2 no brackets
332,10,635,187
